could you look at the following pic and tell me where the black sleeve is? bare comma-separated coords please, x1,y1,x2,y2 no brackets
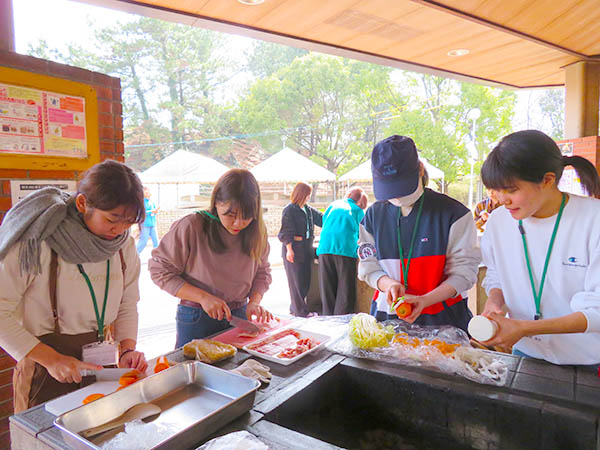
278,206,295,245
311,206,323,228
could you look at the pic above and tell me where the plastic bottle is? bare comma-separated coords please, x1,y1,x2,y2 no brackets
468,315,498,342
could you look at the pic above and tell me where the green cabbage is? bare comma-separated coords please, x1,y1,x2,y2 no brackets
349,313,393,349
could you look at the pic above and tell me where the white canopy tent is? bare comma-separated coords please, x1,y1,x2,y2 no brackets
339,157,444,185
139,150,229,208
250,147,336,183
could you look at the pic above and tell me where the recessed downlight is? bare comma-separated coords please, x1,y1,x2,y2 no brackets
238,0,264,5
447,49,469,57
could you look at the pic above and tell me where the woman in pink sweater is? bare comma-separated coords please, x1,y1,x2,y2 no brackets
149,169,273,347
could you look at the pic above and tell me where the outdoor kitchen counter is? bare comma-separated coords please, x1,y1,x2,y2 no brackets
9,346,600,450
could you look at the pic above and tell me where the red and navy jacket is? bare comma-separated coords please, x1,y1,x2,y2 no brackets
357,188,480,316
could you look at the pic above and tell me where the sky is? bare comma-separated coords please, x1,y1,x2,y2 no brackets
12,0,559,136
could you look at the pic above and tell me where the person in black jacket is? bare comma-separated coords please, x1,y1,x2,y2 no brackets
278,182,323,317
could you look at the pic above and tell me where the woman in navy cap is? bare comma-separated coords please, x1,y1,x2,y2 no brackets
357,135,480,332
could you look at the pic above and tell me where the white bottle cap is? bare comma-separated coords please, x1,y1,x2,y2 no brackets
468,315,498,342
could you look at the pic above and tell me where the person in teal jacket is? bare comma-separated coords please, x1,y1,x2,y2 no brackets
136,187,160,253
317,187,367,315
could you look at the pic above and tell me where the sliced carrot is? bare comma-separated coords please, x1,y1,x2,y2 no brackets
83,393,105,404
118,375,138,386
154,355,170,373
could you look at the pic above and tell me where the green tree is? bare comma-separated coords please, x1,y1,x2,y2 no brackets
385,74,516,192
246,41,307,78
538,88,564,140
237,53,395,174
28,17,241,171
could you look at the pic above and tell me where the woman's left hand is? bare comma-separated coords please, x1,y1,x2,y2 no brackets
246,303,273,323
400,294,436,324
482,312,527,349
118,350,148,373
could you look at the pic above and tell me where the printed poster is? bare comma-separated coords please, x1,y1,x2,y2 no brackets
0,82,87,158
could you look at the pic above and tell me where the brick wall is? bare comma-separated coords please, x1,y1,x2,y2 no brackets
557,135,600,167
0,50,123,450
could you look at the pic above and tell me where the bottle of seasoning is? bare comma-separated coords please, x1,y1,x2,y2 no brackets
468,315,498,342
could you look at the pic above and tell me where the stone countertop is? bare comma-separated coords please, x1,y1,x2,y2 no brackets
9,345,600,450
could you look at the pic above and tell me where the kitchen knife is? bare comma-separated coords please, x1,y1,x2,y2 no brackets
80,368,133,381
228,316,260,334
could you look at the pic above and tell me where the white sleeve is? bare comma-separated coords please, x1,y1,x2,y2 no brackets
443,212,481,295
114,237,141,343
481,222,502,294
570,244,600,333
0,243,41,361
357,223,387,290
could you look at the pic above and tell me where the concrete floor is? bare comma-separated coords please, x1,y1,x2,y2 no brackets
136,237,292,359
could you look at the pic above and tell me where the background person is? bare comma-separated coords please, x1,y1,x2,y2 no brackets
480,130,600,366
149,169,272,348
136,186,160,253
0,160,147,412
473,189,500,232
358,135,480,332
317,187,367,315
278,182,323,317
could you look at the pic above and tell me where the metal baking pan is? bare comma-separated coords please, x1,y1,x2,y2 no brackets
54,361,260,450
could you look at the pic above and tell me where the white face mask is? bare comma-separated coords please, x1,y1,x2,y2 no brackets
388,178,424,207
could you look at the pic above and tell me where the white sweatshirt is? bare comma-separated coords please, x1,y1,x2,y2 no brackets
0,237,141,361
482,194,600,365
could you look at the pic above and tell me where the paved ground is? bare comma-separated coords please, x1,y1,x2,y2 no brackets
136,237,291,359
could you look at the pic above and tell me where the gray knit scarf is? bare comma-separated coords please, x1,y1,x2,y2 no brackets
0,187,129,275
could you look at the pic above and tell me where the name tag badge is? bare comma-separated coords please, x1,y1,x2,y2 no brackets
82,341,118,366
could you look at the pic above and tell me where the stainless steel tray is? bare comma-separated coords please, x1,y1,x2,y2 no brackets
54,361,260,450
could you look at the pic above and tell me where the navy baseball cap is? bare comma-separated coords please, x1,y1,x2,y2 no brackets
371,135,420,201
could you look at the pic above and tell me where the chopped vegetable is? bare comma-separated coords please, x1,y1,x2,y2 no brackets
348,313,393,349
154,355,170,373
395,301,413,318
118,370,142,386
82,393,105,404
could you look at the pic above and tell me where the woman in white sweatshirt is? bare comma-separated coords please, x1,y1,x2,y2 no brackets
480,130,600,365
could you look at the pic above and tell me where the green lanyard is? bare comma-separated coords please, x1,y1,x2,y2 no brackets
78,260,110,341
197,210,220,222
394,195,425,307
518,193,566,320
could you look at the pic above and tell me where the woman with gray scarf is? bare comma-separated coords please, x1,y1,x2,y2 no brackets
0,160,148,412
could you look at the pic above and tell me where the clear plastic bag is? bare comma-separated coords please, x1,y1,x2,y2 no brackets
327,316,508,386
195,431,268,450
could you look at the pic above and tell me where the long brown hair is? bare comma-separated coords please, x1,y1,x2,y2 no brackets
78,160,145,223
204,169,267,260
291,182,312,205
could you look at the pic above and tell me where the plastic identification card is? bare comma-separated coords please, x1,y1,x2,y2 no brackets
82,341,118,366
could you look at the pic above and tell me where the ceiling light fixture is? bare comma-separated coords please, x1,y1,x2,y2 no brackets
238,0,264,5
447,49,469,57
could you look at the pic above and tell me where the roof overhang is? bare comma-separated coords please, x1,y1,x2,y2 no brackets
73,0,600,89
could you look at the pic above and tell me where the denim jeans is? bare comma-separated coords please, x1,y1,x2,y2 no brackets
136,226,158,253
175,304,247,349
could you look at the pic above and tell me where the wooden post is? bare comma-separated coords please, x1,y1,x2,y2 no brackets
0,0,15,52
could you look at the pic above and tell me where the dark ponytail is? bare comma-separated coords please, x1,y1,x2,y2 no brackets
482,130,600,197
564,155,600,198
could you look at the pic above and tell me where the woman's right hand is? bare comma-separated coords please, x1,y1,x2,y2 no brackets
46,355,102,384
27,343,101,384
286,248,295,263
199,295,232,321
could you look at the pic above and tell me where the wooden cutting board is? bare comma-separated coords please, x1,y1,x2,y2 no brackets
211,317,292,349
45,381,120,416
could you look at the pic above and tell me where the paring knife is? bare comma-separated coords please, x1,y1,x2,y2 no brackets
80,368,133,381
228,316,260,334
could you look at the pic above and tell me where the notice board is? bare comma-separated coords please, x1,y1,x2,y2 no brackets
0,67,99,171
